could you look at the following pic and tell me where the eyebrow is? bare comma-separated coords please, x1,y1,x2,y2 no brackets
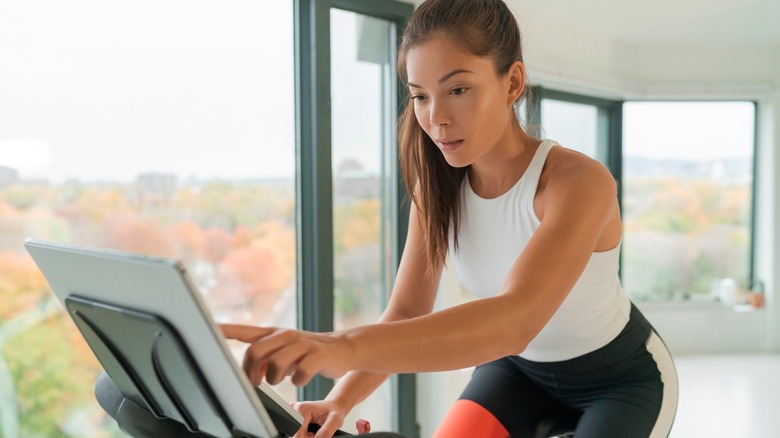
407,69,474,89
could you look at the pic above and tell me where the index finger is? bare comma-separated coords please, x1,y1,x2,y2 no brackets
293,411,313,438
219,324,275,343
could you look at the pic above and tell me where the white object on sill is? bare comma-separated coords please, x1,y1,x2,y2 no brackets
718,278,738,307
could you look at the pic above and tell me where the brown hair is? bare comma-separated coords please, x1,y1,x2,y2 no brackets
397,0,527,275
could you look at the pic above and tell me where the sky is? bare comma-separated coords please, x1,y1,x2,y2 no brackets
541,100,755,162
0,0,387,183
623,101,755,161
0,0,297,182
0,0,755,184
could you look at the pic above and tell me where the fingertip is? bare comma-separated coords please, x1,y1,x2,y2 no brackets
299,415,317,438
291,370,314,387
220,323,239,337
221,324,274,342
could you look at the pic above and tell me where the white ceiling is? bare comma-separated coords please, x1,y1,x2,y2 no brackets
407,0,780,47
508,0,780,47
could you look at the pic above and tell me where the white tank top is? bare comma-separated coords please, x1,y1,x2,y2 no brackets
448,139,630,362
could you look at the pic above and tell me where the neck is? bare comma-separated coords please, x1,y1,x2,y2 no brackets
468,124,537,199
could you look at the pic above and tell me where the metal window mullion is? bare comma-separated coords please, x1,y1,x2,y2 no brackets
749,100,759,288
608,102,624,278
330,0,411,18
527,86,543,138
608,102,624,203
295,0,335,402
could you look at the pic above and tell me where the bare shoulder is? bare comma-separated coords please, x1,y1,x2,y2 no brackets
542,144,616,197
535,143,622,250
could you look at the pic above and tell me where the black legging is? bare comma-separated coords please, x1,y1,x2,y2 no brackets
458,304,678,438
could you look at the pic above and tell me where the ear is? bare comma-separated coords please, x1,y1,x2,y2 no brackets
506,61,526,105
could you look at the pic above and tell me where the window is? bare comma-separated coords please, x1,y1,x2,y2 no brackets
1,1,414,436
536,89,758,303
536,90,618,166
622,101,756,301
541,99,603,160
330,8,396,432
0,0,296,435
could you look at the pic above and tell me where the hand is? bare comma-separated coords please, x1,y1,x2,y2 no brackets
291,399,347,438
291,400,372,438
220,324,355,387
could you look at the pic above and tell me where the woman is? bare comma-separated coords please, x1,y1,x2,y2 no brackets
223,0,678,437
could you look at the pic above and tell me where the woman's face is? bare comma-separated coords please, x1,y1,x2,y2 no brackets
405,34,518,168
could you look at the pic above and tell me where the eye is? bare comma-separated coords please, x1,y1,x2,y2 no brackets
411,95,427,102
451,87,468,95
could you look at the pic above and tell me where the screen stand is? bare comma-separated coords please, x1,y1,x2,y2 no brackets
65,294,264,438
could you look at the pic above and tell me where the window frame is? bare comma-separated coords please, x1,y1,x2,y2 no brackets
294,0,416,435
532,87,759,299
530,87,624,199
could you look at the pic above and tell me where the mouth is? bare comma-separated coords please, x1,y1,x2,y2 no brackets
435,138,464,152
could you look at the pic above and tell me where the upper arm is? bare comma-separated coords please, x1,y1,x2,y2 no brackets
381,202,443,322
499,152,619,342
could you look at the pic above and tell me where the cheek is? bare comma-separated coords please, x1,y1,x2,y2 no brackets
473,95,508,129
413,105,432,134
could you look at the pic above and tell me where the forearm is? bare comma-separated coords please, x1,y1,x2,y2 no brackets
323,307,421,411
344,295,542,374
324,370,391,411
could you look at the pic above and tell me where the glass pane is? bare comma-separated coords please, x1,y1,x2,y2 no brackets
541,99,601,160
331,8,395,433
622,101,755,301
0,0,296,435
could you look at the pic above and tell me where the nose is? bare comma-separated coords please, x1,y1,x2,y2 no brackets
428,100,451,127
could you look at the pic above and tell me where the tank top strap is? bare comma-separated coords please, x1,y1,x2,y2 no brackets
518,139,557,198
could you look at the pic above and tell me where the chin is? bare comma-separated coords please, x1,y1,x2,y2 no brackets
441,154,471,169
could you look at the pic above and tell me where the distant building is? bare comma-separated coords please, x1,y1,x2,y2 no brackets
334,171,381,201
136,172,178,208
137,172,177,195
334,159,381,201
0,166,19,188
624,157,752,183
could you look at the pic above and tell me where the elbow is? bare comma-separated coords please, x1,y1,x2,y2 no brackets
496,309,548,358
497,329,533,358
505,336,531,357
492,298,544,357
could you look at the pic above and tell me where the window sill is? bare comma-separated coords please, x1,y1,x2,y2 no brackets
636,300,765,313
